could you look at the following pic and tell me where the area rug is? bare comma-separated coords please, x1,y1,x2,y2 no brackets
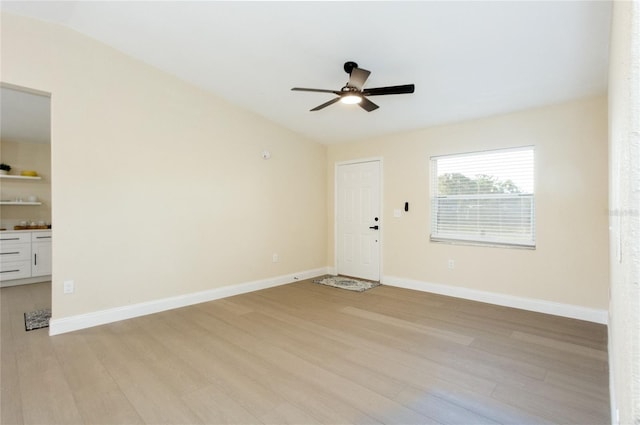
312,275,381,292
24,309,51,331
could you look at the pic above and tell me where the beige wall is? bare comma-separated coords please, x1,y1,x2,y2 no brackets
607,1,640,423
1,12,610,326
328,96,609,310
0,140,52,228
1,13,327,318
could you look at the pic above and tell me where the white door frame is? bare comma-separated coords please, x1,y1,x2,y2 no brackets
334,157,383,280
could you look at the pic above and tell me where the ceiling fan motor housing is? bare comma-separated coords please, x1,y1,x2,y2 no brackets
343,61,358,74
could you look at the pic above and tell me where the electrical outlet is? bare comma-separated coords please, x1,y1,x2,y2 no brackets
63,280,75,294
448,259,455,269
272,253,279,263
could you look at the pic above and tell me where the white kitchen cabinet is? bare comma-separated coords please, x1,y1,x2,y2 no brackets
0,260,32,280
31,231,52,277
0,232,31,281
0,230,51,284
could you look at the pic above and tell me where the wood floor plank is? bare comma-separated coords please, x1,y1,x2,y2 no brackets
308,302,551,384
0,285,25,425
394,385,501,425
104,318,211,396
260,402,323,425
148,308,307,421
181,384,265,425
340,305,474,345
511,330,608,361
49,332,145,424
189,303,436,424
417,383,556,425
83,326,204,424
491,383,609,424
239,291,500,396
50,332,123,391
71,384,146,425
1,341,24,425
165,306,383,424
544,370,610,402
243,307,498,406
261,375,385,425
15,331,84,424
0,280,610,425
470,333,608,382
455,303,607,348
213,308,409,400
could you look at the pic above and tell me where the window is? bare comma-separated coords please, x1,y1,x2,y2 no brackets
430,146,535,248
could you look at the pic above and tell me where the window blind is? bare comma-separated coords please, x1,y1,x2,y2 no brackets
430,146,535,248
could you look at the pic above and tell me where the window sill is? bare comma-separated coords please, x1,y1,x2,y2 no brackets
429,237,536,250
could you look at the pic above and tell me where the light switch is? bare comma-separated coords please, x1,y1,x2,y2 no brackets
63,280,74,294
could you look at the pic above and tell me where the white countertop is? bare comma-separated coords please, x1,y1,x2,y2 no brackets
0,228,51,233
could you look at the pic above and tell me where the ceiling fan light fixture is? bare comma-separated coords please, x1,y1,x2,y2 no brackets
292,61,413,112
341,94,362,105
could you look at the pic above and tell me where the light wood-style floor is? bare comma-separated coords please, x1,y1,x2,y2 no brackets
1,279,609,424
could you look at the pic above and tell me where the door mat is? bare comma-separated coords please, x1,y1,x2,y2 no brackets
24,309,51,331
312,275,381,292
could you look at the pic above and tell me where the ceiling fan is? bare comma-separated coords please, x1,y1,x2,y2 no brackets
291,61,415,112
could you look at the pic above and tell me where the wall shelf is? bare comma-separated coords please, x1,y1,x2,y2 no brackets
0,175,42,180
1,175,44,206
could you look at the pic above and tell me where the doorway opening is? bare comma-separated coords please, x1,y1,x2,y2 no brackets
0,83,52,328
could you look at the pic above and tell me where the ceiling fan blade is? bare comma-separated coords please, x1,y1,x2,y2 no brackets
348,67,371,90
310,97,341,111
358,96,379,112
292,87,341,95
362,84,415,96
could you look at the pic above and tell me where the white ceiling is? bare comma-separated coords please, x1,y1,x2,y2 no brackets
1,1,612,144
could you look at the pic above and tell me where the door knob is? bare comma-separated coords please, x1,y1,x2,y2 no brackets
369,225,379,230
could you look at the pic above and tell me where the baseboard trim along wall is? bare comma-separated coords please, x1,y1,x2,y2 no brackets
383,275,608,325
50,268,607,335
49,267,329,336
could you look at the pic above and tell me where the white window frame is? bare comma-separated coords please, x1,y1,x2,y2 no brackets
430,146,535,249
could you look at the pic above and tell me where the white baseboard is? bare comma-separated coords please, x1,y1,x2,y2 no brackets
50,268,606,335
49,267,329,336
383,275,608,324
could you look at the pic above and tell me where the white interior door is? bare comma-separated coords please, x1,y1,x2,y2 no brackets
336,160,381,281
